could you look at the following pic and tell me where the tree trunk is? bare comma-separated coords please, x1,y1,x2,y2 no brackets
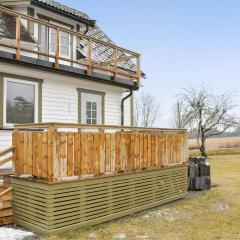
200,136,207,158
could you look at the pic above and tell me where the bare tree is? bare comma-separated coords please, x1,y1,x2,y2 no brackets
135,93,160,127
177,84,238,157
173,102,193,128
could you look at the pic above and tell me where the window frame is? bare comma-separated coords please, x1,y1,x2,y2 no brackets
77,88,105,125
49,28,71,58
3,77,39,128
86,101,97,125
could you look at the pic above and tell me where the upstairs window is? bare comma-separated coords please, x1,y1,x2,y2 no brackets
3,78,38,126
49,28,70,58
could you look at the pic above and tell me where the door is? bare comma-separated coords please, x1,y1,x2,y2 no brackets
81,92,103,125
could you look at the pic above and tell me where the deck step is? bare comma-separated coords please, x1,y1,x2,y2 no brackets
0,216,12,225
0,185,13,225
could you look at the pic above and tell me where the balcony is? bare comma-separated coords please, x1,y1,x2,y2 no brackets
0,6,141,87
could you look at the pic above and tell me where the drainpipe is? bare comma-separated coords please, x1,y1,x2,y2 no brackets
121,90,133,126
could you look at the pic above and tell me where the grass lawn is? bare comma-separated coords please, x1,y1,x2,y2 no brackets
46,154,240,240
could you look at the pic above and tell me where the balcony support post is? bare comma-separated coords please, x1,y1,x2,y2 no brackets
15,16,21,60
87,39,92,75
54,28,60,68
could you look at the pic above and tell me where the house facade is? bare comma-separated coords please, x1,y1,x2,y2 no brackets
0,0,141,152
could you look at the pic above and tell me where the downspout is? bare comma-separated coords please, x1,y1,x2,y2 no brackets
121,90,133,126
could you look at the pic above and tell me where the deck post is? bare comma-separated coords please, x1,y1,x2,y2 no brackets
113,47,118,80
54,28,60,68
48,124,59,182
136,55,141,88
87,39,92,75
15,16,21,60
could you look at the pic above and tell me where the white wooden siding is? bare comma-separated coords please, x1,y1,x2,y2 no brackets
0,62,131,153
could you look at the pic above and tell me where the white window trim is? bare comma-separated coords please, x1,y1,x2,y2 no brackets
3,77,39,128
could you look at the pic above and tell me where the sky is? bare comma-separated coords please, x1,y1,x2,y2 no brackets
58,0,240,127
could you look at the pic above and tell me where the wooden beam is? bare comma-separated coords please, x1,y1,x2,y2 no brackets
14,122,187,133
54,28,60,68
15,16,21,60
0,147,15,158
87,39,92,75
0,156,13,167
113,47,117,80
0,187,12,197
136,55,141,88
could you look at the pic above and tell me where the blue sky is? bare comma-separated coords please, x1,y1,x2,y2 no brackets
58,0,240,127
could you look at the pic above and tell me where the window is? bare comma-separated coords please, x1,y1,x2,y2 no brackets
49,28,70,58
3,78,38,126
86,101,97,124
79,90,104,125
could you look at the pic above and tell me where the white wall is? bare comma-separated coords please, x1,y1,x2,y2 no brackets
0,62,132,152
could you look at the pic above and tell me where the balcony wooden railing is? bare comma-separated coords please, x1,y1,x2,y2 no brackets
12,123,188,183
0,6,141,87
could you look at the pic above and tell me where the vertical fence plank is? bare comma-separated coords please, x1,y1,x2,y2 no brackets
93,133,100,174
135,133,140,171
42,132,48,178
27,132,33,175
139,133,144,170
147,133,152,168
105,134,111,173
125,133,131,171
81,133,87,175
67,132,74,176
74,133,81,176
12,131,19,174
110,133,115,173
59,133,67,178
120,133,126,172
47,131,54,180
87,133,94,174
99,132,105,174
115,132,121,172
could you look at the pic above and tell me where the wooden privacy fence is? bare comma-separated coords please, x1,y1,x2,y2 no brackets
12,123,188,182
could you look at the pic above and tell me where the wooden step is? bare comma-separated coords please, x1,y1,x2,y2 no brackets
0,185,13,225
0,198,12,209
0,216,12,225
0,208,12,218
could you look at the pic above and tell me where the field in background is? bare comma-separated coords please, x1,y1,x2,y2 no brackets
189,137,240,150
46,154,240,240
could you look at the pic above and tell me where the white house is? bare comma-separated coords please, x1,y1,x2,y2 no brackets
0,0,142,153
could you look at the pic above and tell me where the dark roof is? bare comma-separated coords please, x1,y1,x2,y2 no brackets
31,0,95,27
0,12,35,43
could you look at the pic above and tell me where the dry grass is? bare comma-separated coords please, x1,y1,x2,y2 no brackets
190,148,240,157
44,154,240,240
189,137,240,150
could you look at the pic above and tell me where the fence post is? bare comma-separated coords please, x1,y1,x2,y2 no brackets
48,124,59,182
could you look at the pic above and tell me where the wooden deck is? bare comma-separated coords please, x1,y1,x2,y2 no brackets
0,123,189,232
12,123,188,182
